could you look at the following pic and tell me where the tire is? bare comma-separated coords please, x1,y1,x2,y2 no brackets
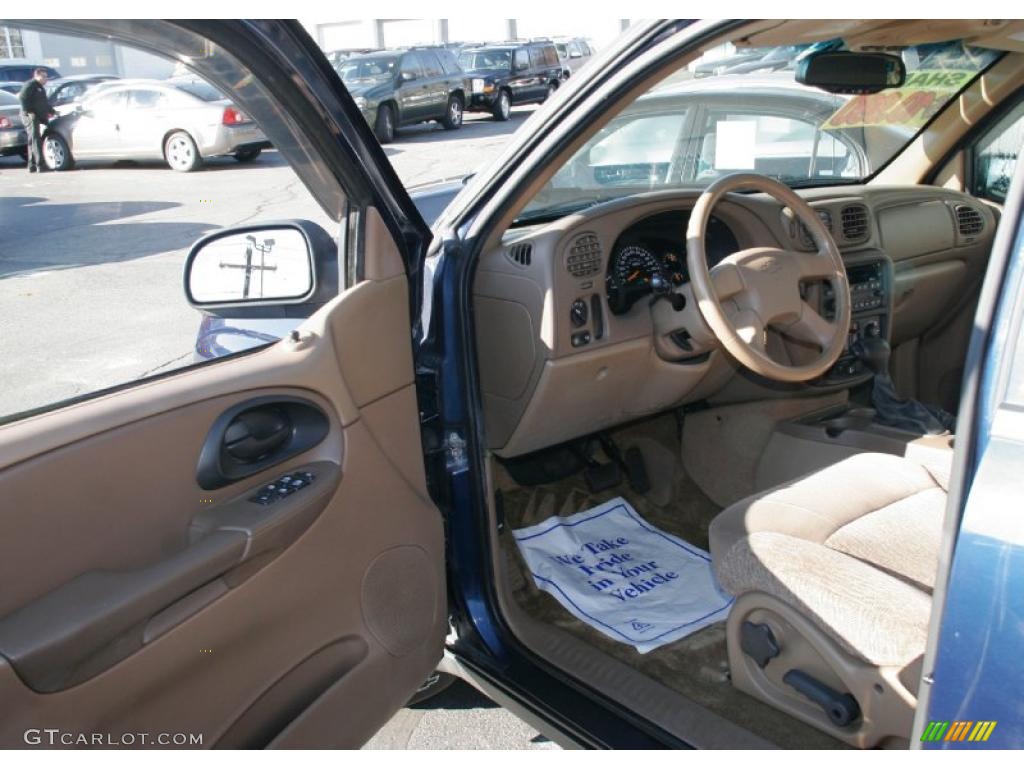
374,103,396,144
407,671,456,706
441,94,464,130
233,147,262,162
42,133,73,171
491,89,511,121
542,82,557,102
164,130,202,172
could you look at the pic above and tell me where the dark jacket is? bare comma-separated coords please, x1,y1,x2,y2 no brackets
19,79,53,123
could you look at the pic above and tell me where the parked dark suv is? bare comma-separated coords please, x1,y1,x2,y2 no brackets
337,47,468,143
458,41,562,121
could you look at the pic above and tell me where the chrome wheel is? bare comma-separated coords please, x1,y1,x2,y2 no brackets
165,133,198,172
43,136,66,170
449,98,462,125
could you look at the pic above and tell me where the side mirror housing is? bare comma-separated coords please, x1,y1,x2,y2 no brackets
183,220,338,319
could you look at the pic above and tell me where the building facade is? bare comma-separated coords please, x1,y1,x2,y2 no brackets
0,26,173,79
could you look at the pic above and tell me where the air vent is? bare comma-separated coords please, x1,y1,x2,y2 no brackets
841,205,869,243
955,205,984,237
566,233,602,278
799,209,833,249
507,242,532,267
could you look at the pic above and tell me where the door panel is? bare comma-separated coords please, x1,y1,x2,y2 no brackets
119,89,169,156
69,90,125,156
0,273,445,747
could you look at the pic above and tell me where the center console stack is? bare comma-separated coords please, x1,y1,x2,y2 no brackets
815,251,892,385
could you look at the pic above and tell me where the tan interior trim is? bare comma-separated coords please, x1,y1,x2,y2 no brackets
363,206,406,282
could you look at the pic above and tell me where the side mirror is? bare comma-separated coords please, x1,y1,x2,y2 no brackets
399,71,417,83
796,50,905,95
184,220,338,318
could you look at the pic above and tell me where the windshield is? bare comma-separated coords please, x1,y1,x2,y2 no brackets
519,39,999,223
0,90,17,106
459,50,511,71
338,57,398,84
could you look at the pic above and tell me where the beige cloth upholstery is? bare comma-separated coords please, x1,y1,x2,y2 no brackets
710,453,947,668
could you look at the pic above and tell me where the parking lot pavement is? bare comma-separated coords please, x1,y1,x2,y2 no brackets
385,108,538,187
0,107,537,419
364,680,560,750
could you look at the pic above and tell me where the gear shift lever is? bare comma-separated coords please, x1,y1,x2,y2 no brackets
852,335,890,376
851,337,955,434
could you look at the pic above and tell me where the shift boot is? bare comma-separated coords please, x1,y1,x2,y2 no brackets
851,337,956,435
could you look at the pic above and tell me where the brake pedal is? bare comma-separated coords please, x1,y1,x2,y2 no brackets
598,435,650,494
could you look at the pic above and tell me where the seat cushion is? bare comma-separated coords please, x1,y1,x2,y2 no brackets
709,452,947,667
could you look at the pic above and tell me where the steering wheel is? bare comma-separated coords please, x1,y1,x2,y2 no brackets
685,173,851,383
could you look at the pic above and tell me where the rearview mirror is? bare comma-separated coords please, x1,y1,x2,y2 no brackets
184,220,338,317
795,51,905,95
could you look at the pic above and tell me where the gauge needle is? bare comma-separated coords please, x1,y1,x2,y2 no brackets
627,270,640,282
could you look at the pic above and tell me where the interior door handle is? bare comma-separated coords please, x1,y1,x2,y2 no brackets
196,396,328,490
223,406,290,463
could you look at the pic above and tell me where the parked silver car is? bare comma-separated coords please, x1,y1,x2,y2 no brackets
42,77,271,172
47,74,121,115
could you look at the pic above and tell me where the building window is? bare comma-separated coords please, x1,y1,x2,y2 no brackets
44,58,61,68
1,26,26,58
95,54,112,67
70,56,87,67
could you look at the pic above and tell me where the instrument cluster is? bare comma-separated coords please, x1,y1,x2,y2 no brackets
606,210,739,314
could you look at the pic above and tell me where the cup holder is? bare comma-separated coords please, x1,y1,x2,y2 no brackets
822,415,876,438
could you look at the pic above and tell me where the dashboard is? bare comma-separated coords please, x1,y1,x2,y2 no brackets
606,210,740,314
472,186,997,457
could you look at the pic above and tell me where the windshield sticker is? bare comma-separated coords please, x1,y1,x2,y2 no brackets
823,69,975,129
714,120,757,170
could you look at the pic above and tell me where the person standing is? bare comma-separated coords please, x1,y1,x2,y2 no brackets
19,68,56,173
